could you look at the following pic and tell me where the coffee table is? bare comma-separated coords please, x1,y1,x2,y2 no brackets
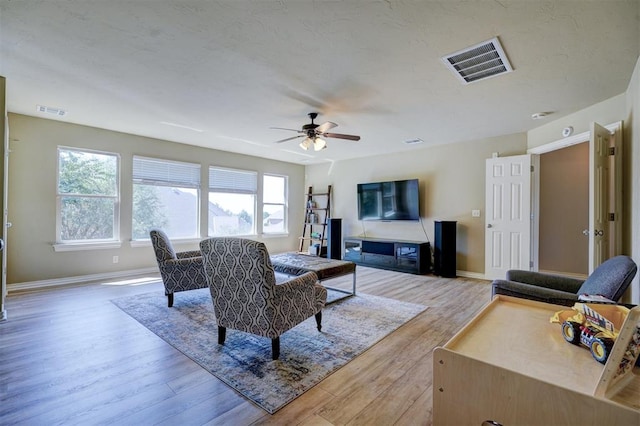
270,252,356,303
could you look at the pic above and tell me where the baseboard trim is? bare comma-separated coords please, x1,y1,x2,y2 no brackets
456,270,489,281
8,267,489,294
8,267,159,293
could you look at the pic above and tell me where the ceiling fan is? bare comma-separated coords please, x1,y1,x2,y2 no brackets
271,112,360,151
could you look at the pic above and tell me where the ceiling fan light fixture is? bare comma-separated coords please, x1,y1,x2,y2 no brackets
299,138,312,150
274,112,360,151
313,137,326,151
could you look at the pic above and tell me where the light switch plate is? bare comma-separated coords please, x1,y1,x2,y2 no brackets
472,209,481,217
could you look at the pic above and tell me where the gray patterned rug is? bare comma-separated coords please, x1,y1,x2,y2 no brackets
112,288,426,414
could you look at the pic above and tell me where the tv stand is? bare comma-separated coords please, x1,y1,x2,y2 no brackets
343,236,430,274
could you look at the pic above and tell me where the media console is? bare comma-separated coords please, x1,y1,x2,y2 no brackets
343,236,430,274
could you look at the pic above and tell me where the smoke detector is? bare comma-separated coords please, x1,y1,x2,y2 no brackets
531,112,549,120
442,37,513,84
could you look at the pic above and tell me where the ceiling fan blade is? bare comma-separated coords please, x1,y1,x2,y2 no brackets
270,127,303,133
323,132,361,141
315,121,338,133
274,135,304,143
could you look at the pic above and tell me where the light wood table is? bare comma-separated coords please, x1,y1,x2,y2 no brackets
433,295,640,425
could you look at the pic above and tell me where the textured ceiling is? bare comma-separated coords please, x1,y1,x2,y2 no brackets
1,0,638,164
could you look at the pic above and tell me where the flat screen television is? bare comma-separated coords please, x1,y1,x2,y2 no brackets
357,178,420,221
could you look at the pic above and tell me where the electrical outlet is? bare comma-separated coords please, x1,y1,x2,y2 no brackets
112,256,119,264
472,209,481,218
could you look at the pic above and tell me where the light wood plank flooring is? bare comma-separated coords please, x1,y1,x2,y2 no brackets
0,266,491,425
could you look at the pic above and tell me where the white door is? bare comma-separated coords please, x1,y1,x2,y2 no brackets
485,155,531,280
610,125,623,257
589,122,611,272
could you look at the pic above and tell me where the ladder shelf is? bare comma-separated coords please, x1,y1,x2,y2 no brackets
299,185,331,256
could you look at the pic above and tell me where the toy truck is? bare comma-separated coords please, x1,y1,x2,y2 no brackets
550,302,630,364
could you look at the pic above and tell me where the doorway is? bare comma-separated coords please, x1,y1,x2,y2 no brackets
539,142,589,277
529,121,623,277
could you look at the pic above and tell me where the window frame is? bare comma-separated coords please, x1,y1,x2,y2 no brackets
262,173,289,236
208,166,258,237
54,146,121,251
131,155,202,241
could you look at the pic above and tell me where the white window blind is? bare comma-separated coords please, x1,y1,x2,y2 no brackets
133,156,200,188
209,167,257,193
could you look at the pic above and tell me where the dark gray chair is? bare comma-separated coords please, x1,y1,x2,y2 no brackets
491,255,637,306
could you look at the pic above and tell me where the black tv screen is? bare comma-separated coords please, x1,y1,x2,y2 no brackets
357,179,420,221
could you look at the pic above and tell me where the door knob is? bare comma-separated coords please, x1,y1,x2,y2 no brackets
582,229,589,236
487,224,493,228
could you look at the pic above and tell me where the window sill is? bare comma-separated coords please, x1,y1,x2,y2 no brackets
130,237,201,248
207,234,259,239
53,241,123,252
261,233,290,238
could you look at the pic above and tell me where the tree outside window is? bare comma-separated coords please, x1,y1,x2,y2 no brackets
57,148,119,242
132,156,200,240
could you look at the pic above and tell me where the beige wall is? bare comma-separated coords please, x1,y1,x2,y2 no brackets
304,134,527,275
539,142,589,275
7,55,640,301
0,77,6,318
626,55,640,305
526,59,640,304
527,94,627,150
6,113,305,285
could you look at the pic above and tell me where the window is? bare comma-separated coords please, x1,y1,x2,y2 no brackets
208,167,257,236
262,174,288,234
57,147,119,243
132,156,200,240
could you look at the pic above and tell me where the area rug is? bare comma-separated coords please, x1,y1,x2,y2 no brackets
112,288,426,414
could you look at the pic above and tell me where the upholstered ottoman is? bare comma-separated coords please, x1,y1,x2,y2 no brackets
270,252,356,302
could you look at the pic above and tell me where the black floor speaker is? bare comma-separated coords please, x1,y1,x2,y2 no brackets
434,221,457,277
327,218,342,260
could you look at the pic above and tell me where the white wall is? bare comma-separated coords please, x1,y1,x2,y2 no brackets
7,113,305,286
305,134,527,275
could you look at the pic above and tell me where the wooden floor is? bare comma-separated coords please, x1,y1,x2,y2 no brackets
0,267,491,425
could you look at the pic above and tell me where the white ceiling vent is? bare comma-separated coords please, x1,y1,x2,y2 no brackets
442,37,513,84
37,104,67,117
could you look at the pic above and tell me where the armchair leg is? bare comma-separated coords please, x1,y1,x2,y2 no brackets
315,311,322,331
272,337,280,360
167,293,174,307
218,326,226,345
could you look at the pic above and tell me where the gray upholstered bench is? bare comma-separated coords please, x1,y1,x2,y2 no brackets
270,252,356,302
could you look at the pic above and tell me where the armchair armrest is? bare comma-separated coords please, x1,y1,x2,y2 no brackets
274,271,325,311
506,270,584,294
274,271,319,296
162,256,203,270
492,279,580,306
176,250,202,259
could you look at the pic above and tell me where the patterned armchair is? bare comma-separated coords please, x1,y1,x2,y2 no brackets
150,228,208,307
200,237,327,360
